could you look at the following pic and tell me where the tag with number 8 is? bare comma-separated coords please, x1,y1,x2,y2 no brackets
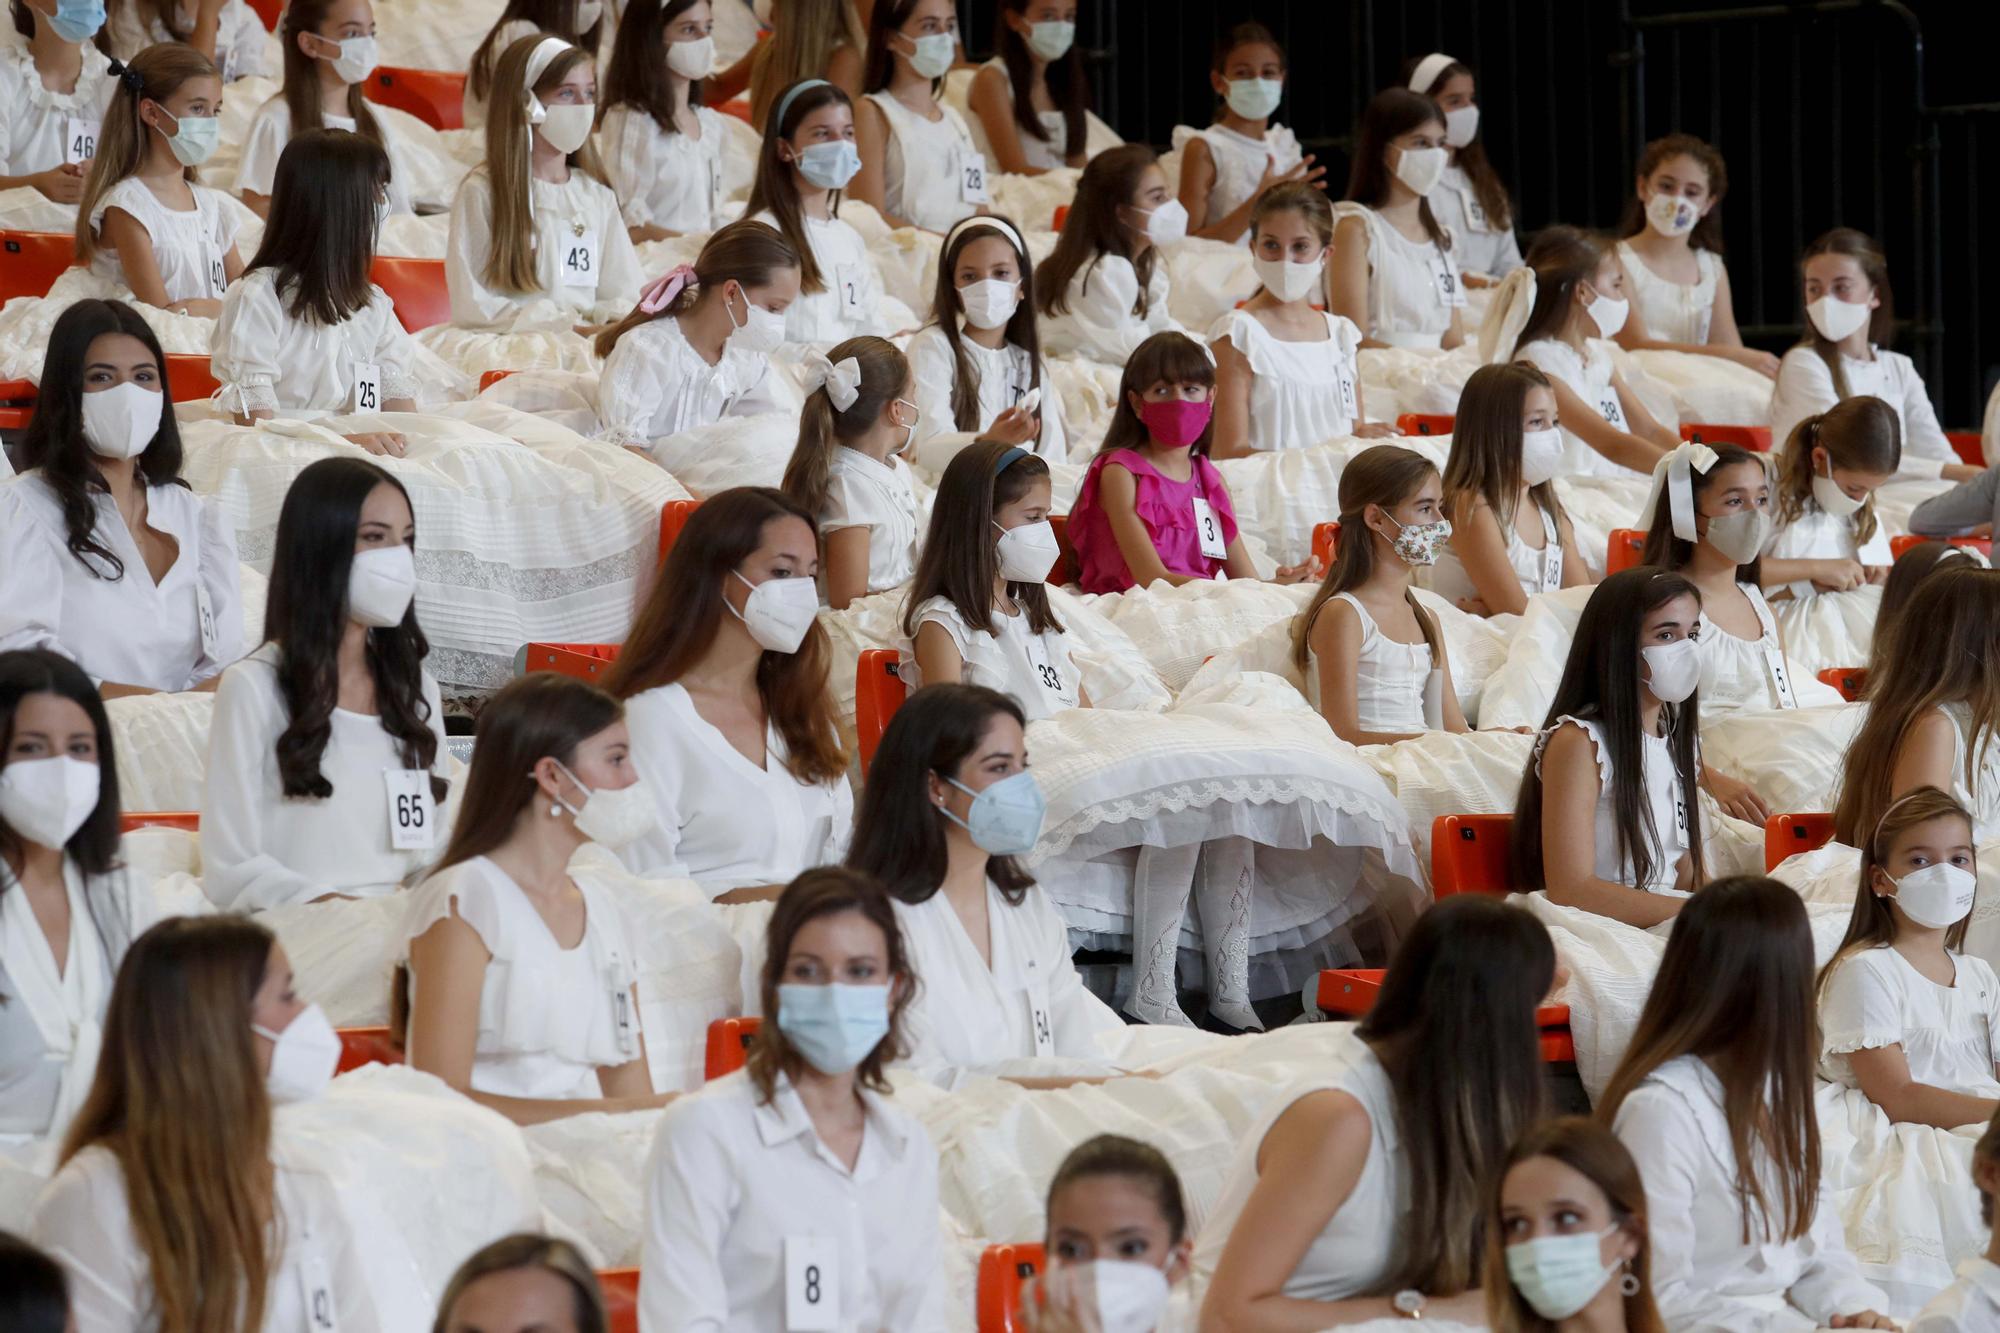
784,1236,839,1331
383,769,435,851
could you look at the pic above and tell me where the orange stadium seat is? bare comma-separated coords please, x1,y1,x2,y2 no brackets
1889,534,1991,560
118,811,200,833
1396,413,1454,436
1,229,75,302
1047,513,1077,587
1311,521,1340,571
976,1242,1046,1333
854,650,907,777
365,67,469,131
600,1268,640,1333
1605,528,1646,575
659,498,702,566
1817,667,1867,701
335,1026,403,1074
1946,431,1985,468
1680,422,1771,452
519,642,621,682
1315,966,1574,1063
1764,812,1836,872
703,1016,761,1080
370,257,452,332
1430,813,1514,898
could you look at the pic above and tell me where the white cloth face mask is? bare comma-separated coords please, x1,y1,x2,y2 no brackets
1443,103,1479,147
1645,192,1700,239
667,35,715,80
1811,457,1867,518
80,380,161,460
959,277,1021,331
1582,285,1629,339
533,99,596,154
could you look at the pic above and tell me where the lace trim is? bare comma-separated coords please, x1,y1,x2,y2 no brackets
1820,1030,1909,1057
1028,775,1414,865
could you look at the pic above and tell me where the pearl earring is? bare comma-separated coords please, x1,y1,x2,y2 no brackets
551,802,562,817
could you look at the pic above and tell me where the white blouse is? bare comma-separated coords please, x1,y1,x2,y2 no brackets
618,683,854,896
1912,1258,2000,1333
105,0,269,81
747,207,889,347
211,269,422,418
1429,161,1522,279
1612,1053,1888,1330
1193,1042,1407,1300
595,313,783,449
1616,240,1721,346
1331,201,1462,349
200,644,451,911
1538,714,1690,897
34,1144,382,1332
971,57,1069,171
1764,503,1893,600
640,1069,946,1332
904,595,1081,724
444,167,644,330
0,41,115,178
1039,253,1184,364
892,880,1126,1090
822,448,920,596
88,176,238,305
905,323,1068,460
1769,345,1955,483
1696,583,1803,714
0,473,243,692
1210,308,1363,450
600,103,725,235
1516,337,1642,479
1170,121,1303,245
1429,500,1561,607
234,95,415,216
864,90,985,233
1820,946,2000,1100
402,856,642,1100
1303,593,1439,734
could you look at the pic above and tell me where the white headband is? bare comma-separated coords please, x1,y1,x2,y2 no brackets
524,36,574,92
1638,441,1719,543
1408,52,1458,93
805,353,863,412
942,215,1026,260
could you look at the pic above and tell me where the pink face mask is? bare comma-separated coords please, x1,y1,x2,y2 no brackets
1137,398,1213,449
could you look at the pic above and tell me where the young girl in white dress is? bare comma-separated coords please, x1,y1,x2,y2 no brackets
1210,181,1382,457
606,488,854,903
1035,144,1189,362
599,0,727,242
1198,897,1554,1327
594,220,799,451
746,77,891,346
852,0,988,233
0,300,243,695
236,0,415,220
1611,134,1778,378
0,0,115,204
1819,786,1999,1129
103,0,268,82
211,131,421,457
1328,88,1465,351
1172,22,1319,245
1495,225,1678,478
443,36,641,336
1510,567,1704,927
1294,445,1469,745
1022,1136,1195,1333
400,672,671,1125
1434,362,1587,616
74,43,242,317
1769,227,1976,483
778,336,921,609
906,214,1066,459
1763,395,1899,600
464,0,604,133
964,0,1088,175
902,440,1084,722
201,459,451,911
845,683,1125,1089
1603,877,1895,1331
1402,51,1522,282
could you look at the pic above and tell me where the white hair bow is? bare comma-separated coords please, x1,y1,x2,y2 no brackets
806,353,863,412
1638,441,1719,543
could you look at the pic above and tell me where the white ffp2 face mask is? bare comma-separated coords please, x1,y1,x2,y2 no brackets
552,759,658,848
728,570,820,653
958,277,1021,331
1640,637,1703,704
252,1003,341,1104
1885,861,1977,930
1582,285,1629,339
348,544,417,629
1811,457,1867,519
725,288,788,354
1391,144,1447,196
1807,294,1871,342
1085,1259,1172,1333
1252,252,1324,303
0,754,101,850
1132,199,1187,245
1520,426,1565,487
994,519,1061,583
80,380,162,460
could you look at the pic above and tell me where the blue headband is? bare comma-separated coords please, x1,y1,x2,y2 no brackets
775,78,832,130
993,446,1030,475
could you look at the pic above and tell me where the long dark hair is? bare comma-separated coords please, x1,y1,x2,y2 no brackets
0,1231,69,1333
901,441,1063,640
1637,442,1767,585
0,649,123,878
279,0,388,148
745,78,854,294
1096,331,1216,458
1345,88,1448,249
1617,132,1726,254
468,0,603,101
1799,227,1895,401
993,0,1086,151
1442,361,1566,536
19,299,185,583
861,0,947,94
1034,144,1159,320
930,216,1043,431
845,683,1034,906
1597,877,1823,1245
262,458,438,800
247,129,388,326
1359,895,1554,1294
604,488,847,786
1869,541,1979,680
1510,568,1707,897
1401,52,1512,233
602,0,706,131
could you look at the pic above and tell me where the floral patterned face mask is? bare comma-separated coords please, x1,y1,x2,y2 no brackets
1383,512,1453,566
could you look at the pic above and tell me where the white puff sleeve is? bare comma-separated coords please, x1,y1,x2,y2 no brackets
904,326,962,450
1767,349,1835,453
1893,354,1954,479
192,498,244,684
0,485,70,663
445,172,526,329
1048,256,1184,363
595,325,670,448
199,660,317,911
210,273,288,417
1818,951,1905,1058
234,97,289,198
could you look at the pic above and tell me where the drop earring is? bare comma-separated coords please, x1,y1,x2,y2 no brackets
1619,1260,1639,1297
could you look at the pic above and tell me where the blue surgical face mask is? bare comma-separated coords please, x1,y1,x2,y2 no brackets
1225,77,1283,121
153,103,220,167
776,981,890,1075
1505,1226,1621,1321
47,0,107,42
793,139,862,191
940,770,1046,857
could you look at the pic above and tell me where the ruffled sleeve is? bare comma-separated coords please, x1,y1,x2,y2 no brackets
1818,949,1906,1056
203,184,240,258
402,859,510,960
192,494,244,684
1533,715,1614,794
367,288,422,402
233,96,289,198
210,272,287,417
594,324,673,448
0,482,71,665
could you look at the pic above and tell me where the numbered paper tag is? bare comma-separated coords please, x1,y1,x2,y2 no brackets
1598,392,1628,431
1541,543,1564,592
63,116,100,166
611,984,638,1057
351,362,382,413
383,769,436,851
834,262,864,318
195,584,219,660
1428,251,1465,307
1021,633,1078,711
1461,186,1490,232
1192,494,1227,560
1764,644,1799,709
1672,781,1691,847
1025,975,1054,1057
784,1236,840,1332
561,233,599,288
708,152,722,209
1334,366,1359,422
956,149,991,205
298,1252,339,1333
209,256,228,298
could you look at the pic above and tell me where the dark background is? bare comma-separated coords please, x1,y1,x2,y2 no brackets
954,0,2000,428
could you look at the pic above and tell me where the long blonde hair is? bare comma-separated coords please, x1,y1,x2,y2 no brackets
61,916,279,1333
748,0,865,130
74,43,217,264
1293,445,1444,668
1771,395,1899,547
481,36,610,295
779,335,908,517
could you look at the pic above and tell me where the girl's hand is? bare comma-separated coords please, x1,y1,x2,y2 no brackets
166,298,224,318
986,405,1040,445
1273,556,1323,585
1259,153,1327,196
1454,596,1492,616
1829,1312,1897,1329
1018,1265,1100,1333
345,431,408,458
1728,346,1782,379
1812,559,1866,593
32,164,86,204
1351,420,1399,439
1865,564,1889,585
1705,770,1770,825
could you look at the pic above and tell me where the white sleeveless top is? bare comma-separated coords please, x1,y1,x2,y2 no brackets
1169,122,1303,245
1429,500,1561,606
402,856,641,1100
1696,583,1799,714
1515,337,1640,479
1304,592,1440,734
1939,702,2000,842
903,596,1081,723
865,91,985,233
1211,309,1363,450
1331,201,1461,348
1192,1043,1407,1300
88,177,238,304
1539,714,1690,895
975,58,1068,170
1616,241,1721,345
